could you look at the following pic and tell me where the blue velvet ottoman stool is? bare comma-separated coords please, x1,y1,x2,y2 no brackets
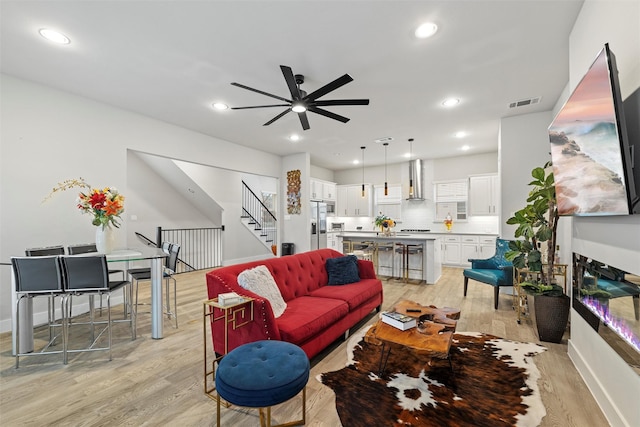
215,340,310,427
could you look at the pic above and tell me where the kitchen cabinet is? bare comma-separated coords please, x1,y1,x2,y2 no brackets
435,234,497,266
310,179,336,201
434,180,468,221
337,184,371,217
374,184,402,203
479,236,497,258
469,174,499,216
374,184,402,220
441,235,461,265
460,236,479,266
327,233,342,252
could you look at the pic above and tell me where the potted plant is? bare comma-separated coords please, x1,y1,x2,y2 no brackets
506,162,570,343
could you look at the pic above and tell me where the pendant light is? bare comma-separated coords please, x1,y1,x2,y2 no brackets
408,138,414,197
360,146,366,197
383,142,389,196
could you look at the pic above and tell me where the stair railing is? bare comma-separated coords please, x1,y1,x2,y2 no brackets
241,181,277,251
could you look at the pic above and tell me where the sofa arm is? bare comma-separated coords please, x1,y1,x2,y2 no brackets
357,259,377,280
205,270,282,354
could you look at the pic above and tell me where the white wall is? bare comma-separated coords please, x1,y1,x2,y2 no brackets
565,1,640,426
0,74,283,332
500,111,555,237
282,153,311,254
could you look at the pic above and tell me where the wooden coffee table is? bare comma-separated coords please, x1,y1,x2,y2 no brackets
365,300,460,374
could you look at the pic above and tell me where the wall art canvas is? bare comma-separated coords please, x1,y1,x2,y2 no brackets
287,169,301,214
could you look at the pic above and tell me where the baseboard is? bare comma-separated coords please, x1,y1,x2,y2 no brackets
223,253,276,266
567,339,624,427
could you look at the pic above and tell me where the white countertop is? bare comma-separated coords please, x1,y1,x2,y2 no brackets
340,230,498,236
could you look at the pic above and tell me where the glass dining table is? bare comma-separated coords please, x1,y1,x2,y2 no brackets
10,246,168,355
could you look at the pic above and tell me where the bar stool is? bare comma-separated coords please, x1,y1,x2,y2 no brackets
394,243,408,282
375,241,395,280
406,243,424,284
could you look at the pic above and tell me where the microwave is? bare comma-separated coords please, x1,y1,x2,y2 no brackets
331,222,344,231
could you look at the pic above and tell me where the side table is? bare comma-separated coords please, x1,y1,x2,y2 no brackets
513,264,568,324
203,297,254,401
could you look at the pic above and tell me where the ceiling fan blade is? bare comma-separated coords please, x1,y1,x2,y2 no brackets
298,111,310,130
280,65,302,100
263,109,291,126
312,99,370,106
231,104,290,110
305,74,353,101
308,106,350,123
231,82,291,103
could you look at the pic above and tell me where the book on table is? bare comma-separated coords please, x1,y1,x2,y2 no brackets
381,311,417,330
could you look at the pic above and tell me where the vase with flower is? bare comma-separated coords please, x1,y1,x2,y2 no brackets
77,187,125,253
44,178,125,254
444,213,453,232
374,213,395,236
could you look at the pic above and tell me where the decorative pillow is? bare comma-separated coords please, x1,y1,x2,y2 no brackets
326,255,360,285
237,265,287,318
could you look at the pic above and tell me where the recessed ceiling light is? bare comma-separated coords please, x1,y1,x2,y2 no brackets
353,159,360,165
289,134,300,141
442,98,460,107
455,131,466,138
404,152,412,158
212,102,228,110
415,22,438,39
460,145,470,151
38,28,70,44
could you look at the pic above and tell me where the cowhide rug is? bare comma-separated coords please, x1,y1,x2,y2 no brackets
319,327,546,427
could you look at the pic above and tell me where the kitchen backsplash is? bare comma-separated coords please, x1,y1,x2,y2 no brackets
329,198,499,234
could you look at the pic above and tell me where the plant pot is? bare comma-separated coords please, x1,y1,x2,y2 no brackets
528,293,570,343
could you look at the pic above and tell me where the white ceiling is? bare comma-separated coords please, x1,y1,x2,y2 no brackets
0,0,584,170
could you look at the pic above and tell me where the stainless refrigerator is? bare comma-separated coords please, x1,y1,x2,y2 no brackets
310,201,327,250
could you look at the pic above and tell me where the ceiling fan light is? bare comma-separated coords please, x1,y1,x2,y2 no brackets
292,103,306,113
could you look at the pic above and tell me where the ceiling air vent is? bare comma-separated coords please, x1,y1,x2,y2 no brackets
509,97,541,109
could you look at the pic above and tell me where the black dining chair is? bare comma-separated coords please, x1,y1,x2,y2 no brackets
128,242,180,329
11,255,67,368
60,255,134,362
24,245,67,352
67,243,127,316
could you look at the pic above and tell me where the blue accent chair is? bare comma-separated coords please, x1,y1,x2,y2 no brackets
463,238,514,310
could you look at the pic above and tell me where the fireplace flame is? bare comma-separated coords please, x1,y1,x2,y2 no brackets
581,296,640,353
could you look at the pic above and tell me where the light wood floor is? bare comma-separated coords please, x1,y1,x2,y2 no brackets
0,267,609,426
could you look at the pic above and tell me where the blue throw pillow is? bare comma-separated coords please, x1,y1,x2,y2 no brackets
326,255,360,285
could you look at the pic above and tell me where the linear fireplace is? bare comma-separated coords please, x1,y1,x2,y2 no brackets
573,253,640,373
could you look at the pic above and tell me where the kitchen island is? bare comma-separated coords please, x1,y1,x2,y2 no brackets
339,232,442,284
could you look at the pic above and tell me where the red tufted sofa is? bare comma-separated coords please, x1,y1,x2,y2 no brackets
206,248,383,359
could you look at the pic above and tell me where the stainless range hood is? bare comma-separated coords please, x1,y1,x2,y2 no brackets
407,159,425,200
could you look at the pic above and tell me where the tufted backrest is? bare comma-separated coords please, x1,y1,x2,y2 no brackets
493,239,513,268
213,248,344,302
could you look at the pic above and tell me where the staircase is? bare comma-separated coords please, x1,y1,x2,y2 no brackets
241,181,277,253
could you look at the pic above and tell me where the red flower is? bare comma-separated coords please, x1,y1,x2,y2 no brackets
89,192,106,209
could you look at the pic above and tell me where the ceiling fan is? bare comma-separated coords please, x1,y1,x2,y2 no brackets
231,65,369,131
